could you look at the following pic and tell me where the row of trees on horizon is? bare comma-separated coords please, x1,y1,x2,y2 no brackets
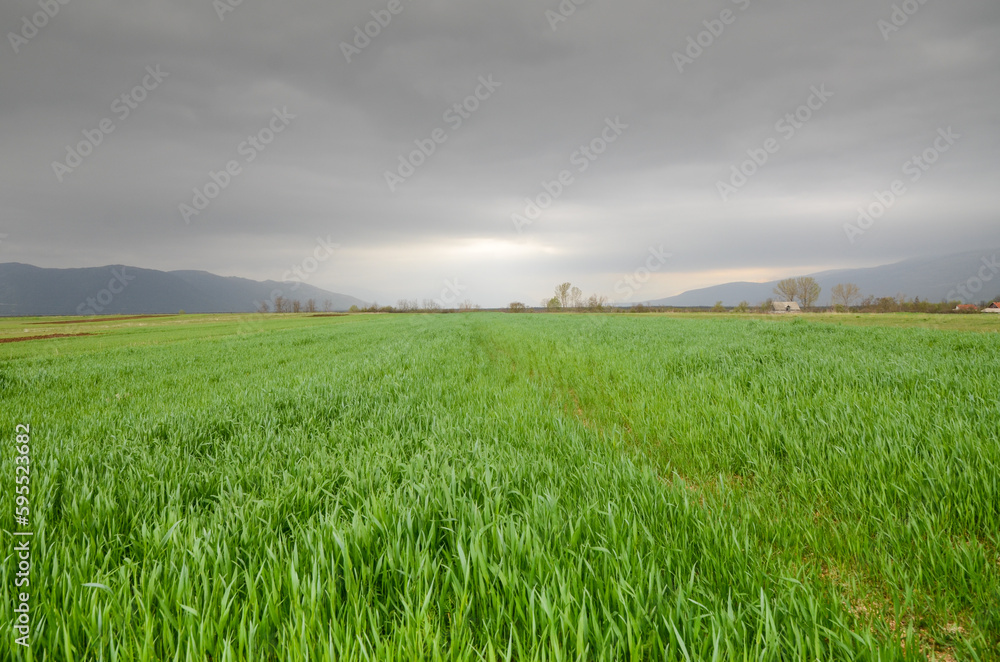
253,281,998,315
256,297,337,313
768,278,997,312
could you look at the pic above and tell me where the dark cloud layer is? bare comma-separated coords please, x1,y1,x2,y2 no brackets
2,0,997,305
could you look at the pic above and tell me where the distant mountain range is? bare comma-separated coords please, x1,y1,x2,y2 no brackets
644,248,1000,307
0,263,368,316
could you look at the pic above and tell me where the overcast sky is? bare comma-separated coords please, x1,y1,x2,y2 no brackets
2,0,997,306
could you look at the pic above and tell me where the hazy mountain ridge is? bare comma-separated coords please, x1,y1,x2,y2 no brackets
0,263,367,316
643,249,1000,307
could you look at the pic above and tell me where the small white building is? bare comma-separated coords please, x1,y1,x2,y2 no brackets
984,302,1000,314
771,301,802,314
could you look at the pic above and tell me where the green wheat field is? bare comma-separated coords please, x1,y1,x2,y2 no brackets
2,312,998,661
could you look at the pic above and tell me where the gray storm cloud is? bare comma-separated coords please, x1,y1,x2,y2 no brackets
2,0,997,305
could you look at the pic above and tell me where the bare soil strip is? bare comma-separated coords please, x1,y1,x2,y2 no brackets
0,333,95,344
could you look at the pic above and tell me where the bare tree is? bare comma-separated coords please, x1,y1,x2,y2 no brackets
422,298,441,311
256,301,270,313
508,302,527,312
305,299,317,313
274,296,288,313
830,283,861,309
292,300,302,313
570,286,584,308
773,279,798,302
322,298,333,312
796,277,821,309
459,299,476,312
555,282,572,308
586,294,607,311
